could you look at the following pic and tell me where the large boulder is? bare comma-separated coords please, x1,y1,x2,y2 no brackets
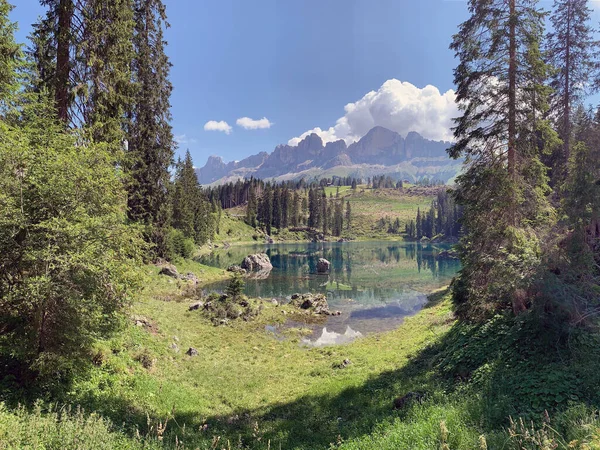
241,253,273,272
158,263,179,278
317,258,330,273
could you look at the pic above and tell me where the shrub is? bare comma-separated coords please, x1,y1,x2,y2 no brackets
166,228,195,259
0,119,143,387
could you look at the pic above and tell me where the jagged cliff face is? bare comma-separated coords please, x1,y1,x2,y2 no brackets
195,126,459,185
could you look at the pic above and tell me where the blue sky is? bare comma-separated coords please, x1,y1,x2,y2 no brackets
13,0,590,169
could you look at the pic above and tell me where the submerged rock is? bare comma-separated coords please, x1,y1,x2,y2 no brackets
317,258,330,273
241,253,273,272
227,265,247,274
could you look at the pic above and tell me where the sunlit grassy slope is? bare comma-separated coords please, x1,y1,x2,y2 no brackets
210,186,437,245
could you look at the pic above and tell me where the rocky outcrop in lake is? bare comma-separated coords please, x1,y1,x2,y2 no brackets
291,293,340,316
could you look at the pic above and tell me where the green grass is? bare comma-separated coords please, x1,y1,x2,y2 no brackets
212,210,258,244
3,265,600,449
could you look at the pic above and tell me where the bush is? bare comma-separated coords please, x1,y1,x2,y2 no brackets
166,228,195,259
225,273,245,300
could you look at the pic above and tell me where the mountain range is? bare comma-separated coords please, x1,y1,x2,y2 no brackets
195,126,462,185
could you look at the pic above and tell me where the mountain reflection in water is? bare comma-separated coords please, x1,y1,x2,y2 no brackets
200,241,459,344
302,326,363,347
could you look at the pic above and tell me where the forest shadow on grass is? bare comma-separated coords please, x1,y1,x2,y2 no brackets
160,308,600,449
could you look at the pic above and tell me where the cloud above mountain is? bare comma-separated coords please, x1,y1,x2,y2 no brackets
236,117,272,130
204,120,233,134
288,79,458,146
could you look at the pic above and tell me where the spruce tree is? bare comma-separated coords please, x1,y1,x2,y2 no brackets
546,0,599,178
0,0,18,110
246,185,258,227
172,151,198,239
450,0,555,318
83,0,135,147
126,0,174,258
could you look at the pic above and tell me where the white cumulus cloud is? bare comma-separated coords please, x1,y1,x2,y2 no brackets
236,117,273,130
204,120,233,134
288,79,458,146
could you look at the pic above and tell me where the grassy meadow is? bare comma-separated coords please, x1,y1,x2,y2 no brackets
2,256,600,449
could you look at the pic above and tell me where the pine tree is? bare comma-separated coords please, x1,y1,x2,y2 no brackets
259,184,273,236
551,106,600,315
272,186,282,230
333,200,344,236
308,187,320,229
290,191,300,227
125,0,174,258
321,190,328,235
32,0,135,135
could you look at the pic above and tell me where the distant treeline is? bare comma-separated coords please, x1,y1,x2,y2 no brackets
405,190,462,240
205,176,362,210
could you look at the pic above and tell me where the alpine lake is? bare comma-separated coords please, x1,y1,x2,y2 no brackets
199,241,460,346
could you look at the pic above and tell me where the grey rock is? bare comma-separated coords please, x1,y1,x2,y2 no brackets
158,264,179,278
181,272,199,284
290,293,334,315
189,301,204,311
186,347,199,357
241,253,273,272
132,315,151,328
335,358,352,369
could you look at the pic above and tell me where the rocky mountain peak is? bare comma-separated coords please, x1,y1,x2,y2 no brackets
195,126,459,185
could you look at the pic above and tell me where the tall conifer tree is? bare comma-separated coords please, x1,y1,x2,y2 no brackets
126,0,174,258
449,0,554,318
546,0,599,177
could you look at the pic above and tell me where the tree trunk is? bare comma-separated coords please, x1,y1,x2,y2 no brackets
55,0,73,124
508,0,517,225
563,1,571,172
